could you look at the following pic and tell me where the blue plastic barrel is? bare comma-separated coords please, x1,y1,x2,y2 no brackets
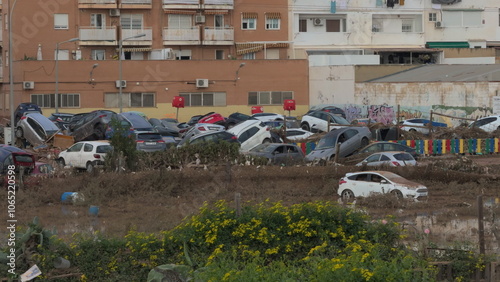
89,206,100,216
61,192,76,203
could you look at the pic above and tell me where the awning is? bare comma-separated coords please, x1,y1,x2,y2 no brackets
242,12,258,19
370,48,440,53
236,42,289,55
265,12,281,19
116,47,152,52
164,9,197,14
426,42,470,48
205,9,229,15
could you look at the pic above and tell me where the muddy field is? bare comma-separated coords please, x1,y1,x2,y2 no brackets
2,153,500,253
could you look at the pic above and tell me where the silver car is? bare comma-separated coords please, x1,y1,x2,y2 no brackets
305,127,372,162
16,112,60,147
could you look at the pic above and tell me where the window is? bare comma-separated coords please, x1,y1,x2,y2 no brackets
91,14,105,28
174,49,192,60
84,144,93,152
429,12,437,22
442,11,481,27
121,14,143,29
104,93,155,108
92,50,105,60
31,94,80,108
402,20,413,32
299,19,307,32
242,52,255,60
215,15,224,29
55,50,70,60
215,50,224,60
266,18,280,30
242,18,256,30
169,14,192,29
326,19,341,32
179,92,226,106
248,91,293,105
54,14,68,29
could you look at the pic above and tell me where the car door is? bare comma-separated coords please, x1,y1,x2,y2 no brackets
367,173,392,196
338,129,361,157
308,112,325,132
64,143,84,167
284,145,303,164
238,126,260,151
363,154,382,166
80,143,94,167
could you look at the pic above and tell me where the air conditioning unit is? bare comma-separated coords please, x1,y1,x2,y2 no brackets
195,15,206,24
115,80,127,88
196,79,209,88
109,9,120,17
313,18,324,26
434,21,443,28
23,81,34,90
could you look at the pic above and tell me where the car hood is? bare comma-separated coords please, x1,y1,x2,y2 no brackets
305,148,335,161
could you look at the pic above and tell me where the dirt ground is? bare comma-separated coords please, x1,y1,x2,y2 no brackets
2,153,500,250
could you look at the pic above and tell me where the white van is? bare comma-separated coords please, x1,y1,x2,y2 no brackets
227,120,272,152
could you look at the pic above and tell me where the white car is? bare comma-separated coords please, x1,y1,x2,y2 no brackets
57,141,113,172
338,171,428,202
355,151,417,167
399,118,447,135
227,120,272,152
469,115,500,133
285,128,314,141
250,113,285,122
300,111,350,132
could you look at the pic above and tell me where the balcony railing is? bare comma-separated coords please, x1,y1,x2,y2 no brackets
121,28,153,42
163,27,200,42
79,0,116,3
203,27,233,42
163,0,198,4
79,26,117,41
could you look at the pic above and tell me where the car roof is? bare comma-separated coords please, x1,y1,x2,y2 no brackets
345,171,422,187
75,141,111,145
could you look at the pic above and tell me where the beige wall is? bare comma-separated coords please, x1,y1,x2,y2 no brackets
354,65,417,83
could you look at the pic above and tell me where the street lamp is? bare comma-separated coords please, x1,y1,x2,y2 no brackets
55,37,79,113
234,62,246,82
119,33,146,113
9,0,20,145
89,63,99,85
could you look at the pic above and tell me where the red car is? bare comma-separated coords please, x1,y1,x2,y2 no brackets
197,112,226,126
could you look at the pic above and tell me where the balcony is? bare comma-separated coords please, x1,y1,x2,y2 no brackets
203,0,233,10
163,26,201,45
121,28,153,46
120,0,152,9
203,27,233,45
162,0,199,10
78,0,117,9
79,26,117,45
0,0,3,10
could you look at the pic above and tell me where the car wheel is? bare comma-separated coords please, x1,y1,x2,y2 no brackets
226,123,235,129
86,162,94,173
57,158,66,167
409,128,417,132
391,190,403,199
94,125,104,140
262,138,272,144
360,137,369,148
341,189,355,202
15,127,23,138
301,123,310,131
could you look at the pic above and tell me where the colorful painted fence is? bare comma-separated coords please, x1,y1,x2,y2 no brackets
295,138,500,156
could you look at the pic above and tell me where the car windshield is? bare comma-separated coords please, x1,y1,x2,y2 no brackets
316,135,337,149
96,145,113,153
14,155,34,164
251,144,275,153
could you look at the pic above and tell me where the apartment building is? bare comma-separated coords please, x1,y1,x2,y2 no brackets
288,0,500,106
0,0,309,121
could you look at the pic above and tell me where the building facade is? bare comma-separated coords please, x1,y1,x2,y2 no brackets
0,0,309,122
